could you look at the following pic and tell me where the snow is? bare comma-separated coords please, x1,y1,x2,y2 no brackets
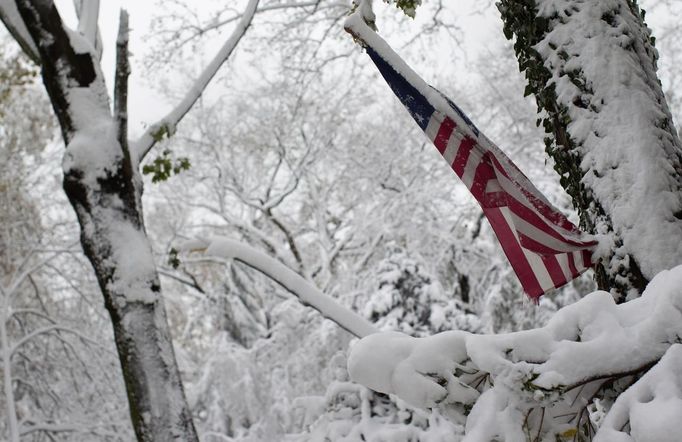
348,331,474,409
62,47,118,185
362,250,482,337
66,23,96,55
187,302,355,440
595,345,682,442
107,221,158,305
348,265,682,439
62,118,119,184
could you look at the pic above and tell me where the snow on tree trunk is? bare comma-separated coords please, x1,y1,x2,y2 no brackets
13,2,198,440
498,0,682,300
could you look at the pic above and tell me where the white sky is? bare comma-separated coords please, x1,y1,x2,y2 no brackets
49,1,675,139
50,0,501,138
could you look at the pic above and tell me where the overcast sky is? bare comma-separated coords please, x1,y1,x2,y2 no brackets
49,1,676,139
48,1,501,136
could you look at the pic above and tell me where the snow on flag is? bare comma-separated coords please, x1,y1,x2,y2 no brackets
345,14,597,299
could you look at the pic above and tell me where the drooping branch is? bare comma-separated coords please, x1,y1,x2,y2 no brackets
348,265,682,440
132,0,261,162
181,237,378,338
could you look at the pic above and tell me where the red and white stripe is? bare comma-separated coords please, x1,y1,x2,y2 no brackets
426,111,596,299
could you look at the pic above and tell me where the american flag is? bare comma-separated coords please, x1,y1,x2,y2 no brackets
347,18,597,299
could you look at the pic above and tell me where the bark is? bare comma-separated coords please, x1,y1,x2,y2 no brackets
13,1,198,440
498,0,682,300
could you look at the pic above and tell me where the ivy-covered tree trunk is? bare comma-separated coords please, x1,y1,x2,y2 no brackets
498,0,682,300
12,1,198,440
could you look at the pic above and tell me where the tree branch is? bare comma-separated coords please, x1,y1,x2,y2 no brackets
0,0,40,64
181,237,378,338
76,0,99,46
132,0,261,162
348,266,682,439
157,268,206,294
14,0,98,142
9,324,104,358
114,9,130,162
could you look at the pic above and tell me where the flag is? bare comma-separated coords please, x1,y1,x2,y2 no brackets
345,14,597,299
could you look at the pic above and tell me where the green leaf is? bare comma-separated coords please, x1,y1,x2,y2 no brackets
142,150,191,183
168,248,180,269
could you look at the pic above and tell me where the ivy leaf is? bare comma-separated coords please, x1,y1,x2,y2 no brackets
385,0,421,18
168,247,180,269
142,149,191,183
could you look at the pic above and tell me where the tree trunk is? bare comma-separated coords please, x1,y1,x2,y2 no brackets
498,0,682,301
14,1,198,440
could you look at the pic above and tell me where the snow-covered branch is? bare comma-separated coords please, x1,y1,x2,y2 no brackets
75,0,99,47
0,0,40,64
132,0,260,162
71,0,102,58
348,265,682,439
183,200,299,268
182,237,378,338
594,344,682,441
